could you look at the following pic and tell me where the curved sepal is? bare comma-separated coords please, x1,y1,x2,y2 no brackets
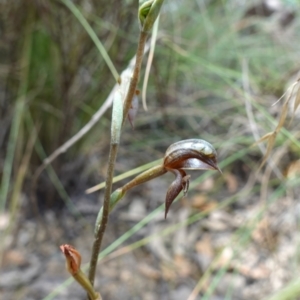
164,169,188,219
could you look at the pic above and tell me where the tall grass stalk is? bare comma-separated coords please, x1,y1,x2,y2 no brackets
0,11,33,212
61,0,119,82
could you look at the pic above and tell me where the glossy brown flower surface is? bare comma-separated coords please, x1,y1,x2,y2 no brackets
163,139,221,218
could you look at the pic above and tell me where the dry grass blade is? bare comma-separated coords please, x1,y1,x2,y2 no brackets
287,81,300,126
251,132,274,148
258,82,292,170
272,81,297,106
43,94,114,166
293,82,300,113
258,132,276,170
276,100,288,131
42,43,151,167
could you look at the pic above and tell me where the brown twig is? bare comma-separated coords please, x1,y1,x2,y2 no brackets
42,42,151,167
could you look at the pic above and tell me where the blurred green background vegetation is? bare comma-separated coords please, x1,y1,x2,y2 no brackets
1,0,300,298
0,0,299,216
1,0,299,209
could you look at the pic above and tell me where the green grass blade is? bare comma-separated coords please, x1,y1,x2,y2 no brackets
61,0,119,82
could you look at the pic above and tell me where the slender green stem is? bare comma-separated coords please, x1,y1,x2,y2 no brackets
87,1,165,296
123,0,165,122
88,88,123,289
122,30,148,124
88,143,119,286
122,165,166,192
88,29,149,289
86,159,162,194
88,163,171,293
74,269,102,300
93,165,166,231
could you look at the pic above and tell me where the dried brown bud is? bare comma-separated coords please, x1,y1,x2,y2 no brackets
60,244,81,275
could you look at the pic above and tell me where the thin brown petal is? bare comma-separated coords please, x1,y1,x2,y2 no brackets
252,132,274,147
